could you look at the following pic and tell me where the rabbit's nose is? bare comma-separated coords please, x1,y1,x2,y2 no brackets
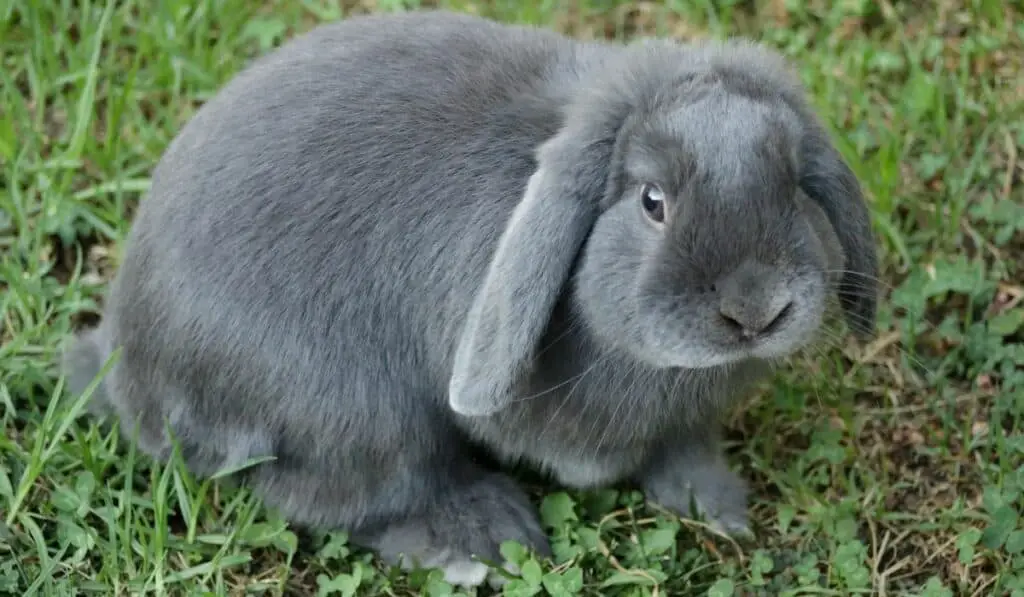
716,261,793,338
719,300,793,338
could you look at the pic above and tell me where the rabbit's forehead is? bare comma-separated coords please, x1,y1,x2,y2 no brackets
628,93,800,190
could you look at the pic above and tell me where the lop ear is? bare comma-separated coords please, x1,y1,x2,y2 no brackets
799,123,879,338
448,132,612,417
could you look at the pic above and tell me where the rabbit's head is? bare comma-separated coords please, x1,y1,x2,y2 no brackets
449,41,878,417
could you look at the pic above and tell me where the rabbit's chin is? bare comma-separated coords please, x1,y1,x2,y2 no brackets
642,346,765,371
638,315,823,370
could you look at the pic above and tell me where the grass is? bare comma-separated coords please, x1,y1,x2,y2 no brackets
1,0,1022,595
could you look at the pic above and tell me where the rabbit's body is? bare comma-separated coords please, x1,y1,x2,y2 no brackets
66,10,877,587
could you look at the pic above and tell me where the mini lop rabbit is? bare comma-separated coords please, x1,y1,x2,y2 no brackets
64,9,878,587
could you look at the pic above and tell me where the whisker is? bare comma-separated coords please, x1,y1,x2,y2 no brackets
591,362,642,455
535,350,630,448
534,313,587,358
562,350,627,441
588,358,646,452
536,386,575,444
822,269,891,283
810,322,940,381
510,351,616,405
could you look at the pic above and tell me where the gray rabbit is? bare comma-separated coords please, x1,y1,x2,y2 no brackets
63,9,878,587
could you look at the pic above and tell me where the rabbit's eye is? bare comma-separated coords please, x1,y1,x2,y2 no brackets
640,183,666,224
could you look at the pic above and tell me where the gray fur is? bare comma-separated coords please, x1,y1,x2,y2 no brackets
61,10,878,586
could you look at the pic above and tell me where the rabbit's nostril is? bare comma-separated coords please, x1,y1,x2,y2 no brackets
763,301,793,334
718,311,744,331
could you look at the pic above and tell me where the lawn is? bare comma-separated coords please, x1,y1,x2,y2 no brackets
2,0,1022,595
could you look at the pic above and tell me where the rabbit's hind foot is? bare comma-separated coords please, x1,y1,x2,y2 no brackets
352,467,551,588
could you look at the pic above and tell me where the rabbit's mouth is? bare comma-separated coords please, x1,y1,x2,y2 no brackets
638,296,825,371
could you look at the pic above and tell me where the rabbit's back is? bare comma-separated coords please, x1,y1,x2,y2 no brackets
99,12,583,476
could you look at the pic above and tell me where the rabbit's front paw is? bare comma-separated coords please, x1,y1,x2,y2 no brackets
643,460,754,539
685,466,752,538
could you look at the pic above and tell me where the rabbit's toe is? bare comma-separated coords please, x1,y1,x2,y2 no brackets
695,497,752,537
379,547,494,588
441,558,520,589
439,558,491,587
705,511,753,539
